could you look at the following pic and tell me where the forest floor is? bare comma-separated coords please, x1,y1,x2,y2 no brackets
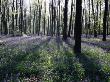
82,37,110,52
0,35,110,82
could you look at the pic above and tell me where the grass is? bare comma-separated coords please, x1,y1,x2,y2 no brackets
0,38,110,82
82,45,110,81
82,38,101,42
82,38,110,50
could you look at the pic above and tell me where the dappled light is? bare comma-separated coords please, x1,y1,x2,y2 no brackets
0,0,110,82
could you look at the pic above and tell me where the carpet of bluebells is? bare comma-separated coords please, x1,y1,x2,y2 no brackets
0,36,110,82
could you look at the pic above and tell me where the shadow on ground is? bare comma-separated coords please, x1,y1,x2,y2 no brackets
64,38,109,82
0,37,51,81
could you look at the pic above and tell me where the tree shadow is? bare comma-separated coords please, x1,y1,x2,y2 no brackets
64,38,108,82
55,36,62,50
55,36,70,52
71,36,110,52
55,36,67,51
1,36,109,82
82,40,110,52
75,53,107,82
0,37,52,80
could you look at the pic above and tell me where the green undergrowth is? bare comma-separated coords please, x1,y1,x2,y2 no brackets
0,39,85,82
82,45,110,81
0,38,110,81
82,38,110,49
16,40,85,82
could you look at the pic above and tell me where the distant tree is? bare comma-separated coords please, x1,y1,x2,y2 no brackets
99,1,102,35
88,0,90,36
51,0,54,36
91,0,97,37
96,1,99,36
24,9,27,34
103,0,108,41
15,0,18,34
68,0,73,37
57,0,61,36
19,0,24,35
43,1,46,35
12,0,15,36
38,5,42,35
63,0,69,40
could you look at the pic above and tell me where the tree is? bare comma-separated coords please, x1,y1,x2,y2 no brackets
68,0,73,37
63,0,69,40
74,0,82,53
102,0,108,41
57,0,61,36
12,0,15,36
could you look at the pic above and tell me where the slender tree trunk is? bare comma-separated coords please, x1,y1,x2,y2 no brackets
68,0,73,37
53,7,56,35
15,0,18,34
99,1,101,35
38,5,41,35
0,0,1,12
44,1,46,35
88,0,90,37
57,0,60,36
63,0,69,40
24,9,27,34
91,0,97,37
12,0,15,36
51,0,54,36
3,7,8,35
103,0,108,41
96,2,99,36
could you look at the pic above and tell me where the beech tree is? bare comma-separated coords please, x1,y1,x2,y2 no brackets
103,0,108,41
74,0,82,53
63,0,69,40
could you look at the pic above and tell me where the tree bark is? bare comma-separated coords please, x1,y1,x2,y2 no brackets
103,0,108,41
63,0,69,40
74,0,82,53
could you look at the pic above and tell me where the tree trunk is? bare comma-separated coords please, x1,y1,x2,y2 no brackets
63,0,68,40
68,0,73,37
74,0,82,53
103,0,108,41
